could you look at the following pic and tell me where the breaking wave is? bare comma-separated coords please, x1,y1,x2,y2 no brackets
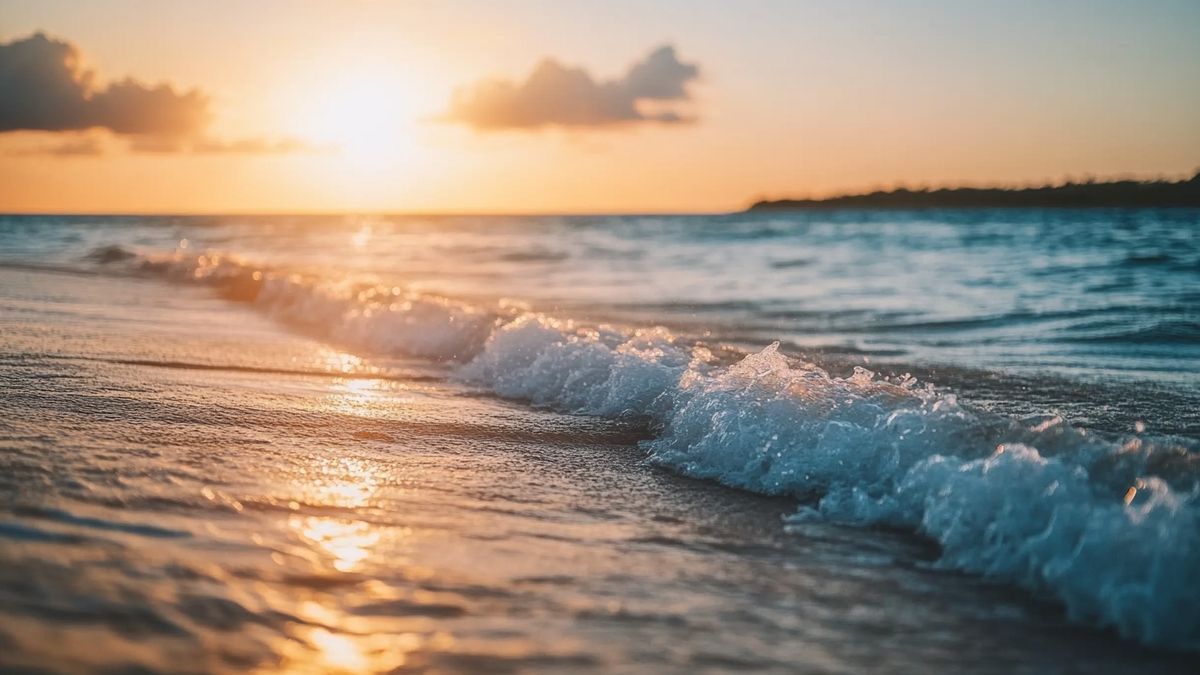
89,245,1200,650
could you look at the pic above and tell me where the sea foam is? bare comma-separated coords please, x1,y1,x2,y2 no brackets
94,246,1200,650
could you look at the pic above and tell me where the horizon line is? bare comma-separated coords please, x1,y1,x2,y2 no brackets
0,208,734,218
6,170,1197,219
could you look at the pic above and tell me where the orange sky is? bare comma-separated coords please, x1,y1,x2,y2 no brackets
1,0,1198,214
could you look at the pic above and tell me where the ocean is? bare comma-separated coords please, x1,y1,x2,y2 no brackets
1,210,1198,673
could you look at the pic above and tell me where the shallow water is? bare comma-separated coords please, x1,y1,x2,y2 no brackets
1,212,1199,671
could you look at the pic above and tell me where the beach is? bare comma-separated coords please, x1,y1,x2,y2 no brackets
1,212,1198,672
4,2,1200,670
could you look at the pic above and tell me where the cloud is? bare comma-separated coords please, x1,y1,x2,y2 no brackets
0,31,310,154
89,79,209,137
0,32,209,137
443,45,700,131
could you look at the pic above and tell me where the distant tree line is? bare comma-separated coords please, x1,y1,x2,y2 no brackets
747,171,1200,210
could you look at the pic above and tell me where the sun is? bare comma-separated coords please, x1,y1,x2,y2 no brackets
297,72,417,168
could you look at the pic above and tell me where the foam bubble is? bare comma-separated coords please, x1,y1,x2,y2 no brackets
459,315,694,418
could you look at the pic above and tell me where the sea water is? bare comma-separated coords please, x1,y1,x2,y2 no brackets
1,211,1197,672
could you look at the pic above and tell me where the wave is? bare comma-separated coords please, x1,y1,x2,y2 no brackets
1061,319,1200,345
86,245,1200,650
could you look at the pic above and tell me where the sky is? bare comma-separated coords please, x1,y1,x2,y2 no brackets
1,0,1198,214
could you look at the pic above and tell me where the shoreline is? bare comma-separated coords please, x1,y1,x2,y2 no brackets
3,263,1198,671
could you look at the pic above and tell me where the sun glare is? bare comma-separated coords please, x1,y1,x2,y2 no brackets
298,73,417,168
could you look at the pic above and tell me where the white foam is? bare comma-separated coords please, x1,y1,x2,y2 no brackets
459,315,695,417
645,343,1199,649
256,276,495,361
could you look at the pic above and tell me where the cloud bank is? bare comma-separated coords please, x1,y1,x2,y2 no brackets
444,45,700,131
0,32,308,155
0,32,209,137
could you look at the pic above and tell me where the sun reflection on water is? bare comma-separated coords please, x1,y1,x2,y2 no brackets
269,396,432,672
287,456,386,572
293,516,380,572
317,457,378,505
325,376,414,418
317,348,364,374
351,224,373,249
309,628,368,672
280,624,423,675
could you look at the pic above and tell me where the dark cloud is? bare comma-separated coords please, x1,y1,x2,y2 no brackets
0,31,310,155
444,45,700,130
0,32,210,137
89,79,209,137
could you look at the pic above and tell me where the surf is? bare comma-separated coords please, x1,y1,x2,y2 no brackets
82,243,1200,650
